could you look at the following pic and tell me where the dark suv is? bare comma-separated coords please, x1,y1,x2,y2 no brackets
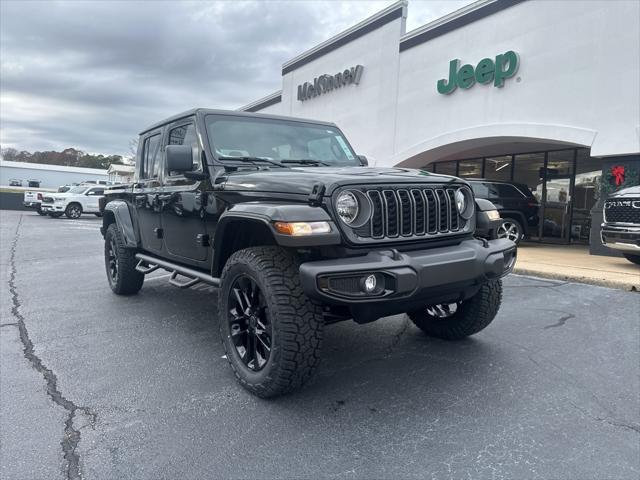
467,179,539,244
100,109,516,397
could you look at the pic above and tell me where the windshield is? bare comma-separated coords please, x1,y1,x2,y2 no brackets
205,114,359,167
68,186,87,194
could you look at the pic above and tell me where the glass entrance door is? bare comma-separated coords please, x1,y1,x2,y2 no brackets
542,176,572,242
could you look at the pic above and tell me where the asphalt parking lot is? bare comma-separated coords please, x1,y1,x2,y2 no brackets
1,209,639,480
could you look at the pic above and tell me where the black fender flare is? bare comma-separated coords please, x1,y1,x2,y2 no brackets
212,202,341,275
101,200,140,248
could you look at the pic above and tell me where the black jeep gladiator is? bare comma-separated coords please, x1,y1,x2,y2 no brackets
100,109,516,397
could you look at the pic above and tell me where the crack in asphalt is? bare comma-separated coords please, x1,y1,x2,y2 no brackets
387,316,411,355
543,313,576,330
8,215,97,480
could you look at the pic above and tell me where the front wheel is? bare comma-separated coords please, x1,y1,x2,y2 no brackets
104,223,144,295
408,280,502,340
219,246,324,398
623,253,640,265
497,218,523,244
65,203,82,219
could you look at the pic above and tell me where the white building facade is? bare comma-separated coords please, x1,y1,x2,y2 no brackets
241,0,640,251
0,160,108,189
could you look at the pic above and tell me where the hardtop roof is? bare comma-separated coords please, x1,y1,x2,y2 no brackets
139,108,338,136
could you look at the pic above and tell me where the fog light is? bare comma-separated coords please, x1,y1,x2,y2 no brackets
363,274,377,292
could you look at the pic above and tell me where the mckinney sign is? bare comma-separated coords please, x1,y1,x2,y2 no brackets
437,51,519,95
297,65,364,102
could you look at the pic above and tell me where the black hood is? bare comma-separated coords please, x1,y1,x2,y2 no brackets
220,166,465,196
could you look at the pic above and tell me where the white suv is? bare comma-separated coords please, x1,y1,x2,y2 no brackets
41,185,105,219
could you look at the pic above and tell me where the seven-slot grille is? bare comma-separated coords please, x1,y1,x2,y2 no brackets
604,198,640,224
362,187,465,239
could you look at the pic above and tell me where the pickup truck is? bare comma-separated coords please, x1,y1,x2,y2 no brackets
601,185,640,264
100,108,516,397
23,191,47,215
41,185,105,218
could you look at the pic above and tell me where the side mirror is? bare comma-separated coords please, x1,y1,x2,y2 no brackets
357,155,368,166
166,145,194,172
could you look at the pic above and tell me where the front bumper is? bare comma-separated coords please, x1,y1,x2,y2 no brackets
299,238,516,322
41,204,65,213
601,224,640,253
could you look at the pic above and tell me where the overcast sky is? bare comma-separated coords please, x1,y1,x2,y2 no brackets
0,0,473,156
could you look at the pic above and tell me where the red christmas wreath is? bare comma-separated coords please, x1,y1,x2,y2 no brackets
611,165,625,186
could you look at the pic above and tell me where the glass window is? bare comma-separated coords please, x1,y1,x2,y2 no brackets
458,159,482,178
205,115,359,167
142,134,161,179
87,188,104,195
546,150,574,177
435,161,457,176
485,156,512,181
513,152,545,202
494,183,524,198
571,149,602,242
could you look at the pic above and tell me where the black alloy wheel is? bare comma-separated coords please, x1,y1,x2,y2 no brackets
227,274,272,372
107,236,119,285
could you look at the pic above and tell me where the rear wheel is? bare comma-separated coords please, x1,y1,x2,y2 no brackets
104,223,144,295
65,203,82,219
623,253,640,265
219,246,324,397
496,218,523,244
408,280,502,340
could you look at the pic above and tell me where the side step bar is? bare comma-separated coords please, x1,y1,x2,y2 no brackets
135,253,220,289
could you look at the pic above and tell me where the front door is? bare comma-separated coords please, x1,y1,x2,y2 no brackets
541,176,572,242
135,131,163,254
160,120,211,265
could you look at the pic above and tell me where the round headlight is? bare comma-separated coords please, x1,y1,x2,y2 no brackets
455,189,466,213
336,191,359,225
455,188,474,219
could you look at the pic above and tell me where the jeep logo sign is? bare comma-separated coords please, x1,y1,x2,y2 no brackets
297,65,364,102
437,51,519,95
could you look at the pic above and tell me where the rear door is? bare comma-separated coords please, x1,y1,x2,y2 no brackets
83,187,104,212
135,131,164,253
159,119,211,265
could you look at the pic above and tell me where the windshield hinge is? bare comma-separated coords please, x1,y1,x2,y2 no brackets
308,183,326,207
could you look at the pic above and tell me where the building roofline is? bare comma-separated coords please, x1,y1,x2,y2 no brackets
238,90,282,112
0,160,109,174
282,1,407,75
399,0,526,52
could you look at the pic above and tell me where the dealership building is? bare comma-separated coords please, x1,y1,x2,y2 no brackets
241,0,640,252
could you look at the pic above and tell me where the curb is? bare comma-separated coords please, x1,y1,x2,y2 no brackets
513,267,639,292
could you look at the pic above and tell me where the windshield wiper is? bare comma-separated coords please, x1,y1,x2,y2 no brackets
217,156,286,168
281,159,331,166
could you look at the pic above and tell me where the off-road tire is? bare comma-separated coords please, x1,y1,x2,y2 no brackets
104,223,144,295
623,253,640,265
219,246,324,398
408,280,502,340
65,202,82,219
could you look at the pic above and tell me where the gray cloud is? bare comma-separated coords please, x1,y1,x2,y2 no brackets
1,0,471,156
